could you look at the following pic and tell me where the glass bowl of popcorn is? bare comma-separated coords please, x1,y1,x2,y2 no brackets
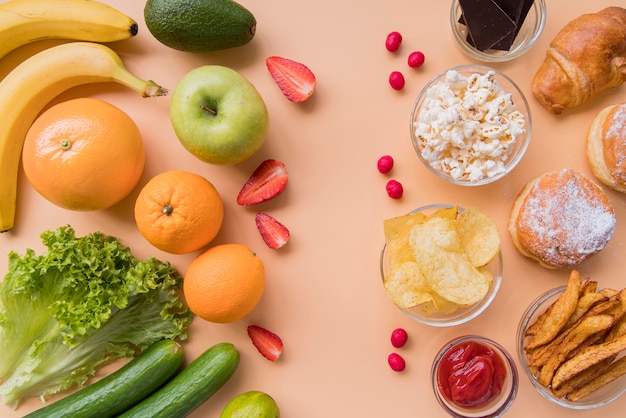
410,64,531,186
450,0,546,63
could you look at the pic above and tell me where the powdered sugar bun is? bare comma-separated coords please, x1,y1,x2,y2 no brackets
508,169,616,269
587,102,626,193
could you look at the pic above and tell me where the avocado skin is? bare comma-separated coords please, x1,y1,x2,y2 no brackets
144,0,257,52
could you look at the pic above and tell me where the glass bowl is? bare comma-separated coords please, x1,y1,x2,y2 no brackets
450,0,546,62
410,64,531,186
432,335,519,417
517,286,626,409
380,204,503,327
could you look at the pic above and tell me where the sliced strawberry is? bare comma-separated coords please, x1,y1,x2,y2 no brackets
237,159,288,206
255,212,290,249
266,56,316,103
247,325,283,361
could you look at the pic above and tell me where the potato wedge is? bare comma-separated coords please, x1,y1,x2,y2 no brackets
551,334,626,390
526,271,581,350
538,314,614,386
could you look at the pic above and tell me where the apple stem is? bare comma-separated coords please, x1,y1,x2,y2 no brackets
200,105,217,116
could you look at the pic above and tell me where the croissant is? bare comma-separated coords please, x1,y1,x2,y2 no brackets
531,7,626,114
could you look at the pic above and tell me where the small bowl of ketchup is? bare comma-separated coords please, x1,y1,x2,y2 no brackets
432,335,518,417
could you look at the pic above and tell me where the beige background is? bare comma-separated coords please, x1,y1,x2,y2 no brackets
2,0,626,416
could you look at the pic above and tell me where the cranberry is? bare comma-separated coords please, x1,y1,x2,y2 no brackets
388,71,405,90
385,31,402,52
388,352,406,372
377,155,394,174
390,328,408,348
386,179,403,199
408,51,425,68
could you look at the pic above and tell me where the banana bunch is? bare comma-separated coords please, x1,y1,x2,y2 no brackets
0,0,168,233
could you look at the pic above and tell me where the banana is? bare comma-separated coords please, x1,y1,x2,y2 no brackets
0,41,167,233
0,0,138,60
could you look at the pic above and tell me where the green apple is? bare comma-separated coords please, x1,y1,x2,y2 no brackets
170,65,269,165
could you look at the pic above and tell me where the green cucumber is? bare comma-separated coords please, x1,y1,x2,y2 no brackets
118,342,240,418
25,339,184,418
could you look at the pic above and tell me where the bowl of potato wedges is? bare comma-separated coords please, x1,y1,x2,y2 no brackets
380,204,503,327
517,270,626,409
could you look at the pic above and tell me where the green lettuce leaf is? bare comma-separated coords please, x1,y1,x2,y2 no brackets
0,225,193,409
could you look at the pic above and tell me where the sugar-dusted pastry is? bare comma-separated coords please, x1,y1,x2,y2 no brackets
508,169,616,269
531,7,626,114
587,102,626,193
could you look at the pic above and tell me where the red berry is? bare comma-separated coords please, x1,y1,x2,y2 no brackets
390,328,408,348
377,155,394,174
388,353,406,372
386,179,403,199
385,31,402,52
408,51,425,68
388,71,405,90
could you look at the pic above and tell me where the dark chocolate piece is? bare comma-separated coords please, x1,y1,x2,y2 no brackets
459,0,517,51
492,0,535,50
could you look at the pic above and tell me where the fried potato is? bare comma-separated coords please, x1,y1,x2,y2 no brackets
411,217,490,305
551,334,626,390
457,207,501,267
538,314,615,386
383,212,428,264
383,261,432,309
382,206,498,315
566,355,626,401
526,271,581,350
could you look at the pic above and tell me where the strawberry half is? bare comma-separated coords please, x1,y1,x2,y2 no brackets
266,56,316,103
255,212,290,249
237,159,288,206
247,324,283,361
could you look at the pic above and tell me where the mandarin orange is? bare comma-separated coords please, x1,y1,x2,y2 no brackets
134,170,224,254
184,243,265,323
22,98,145,211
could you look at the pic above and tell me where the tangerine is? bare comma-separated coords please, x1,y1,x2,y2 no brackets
22,98,145,211
184,243,265,323
134,170,224,254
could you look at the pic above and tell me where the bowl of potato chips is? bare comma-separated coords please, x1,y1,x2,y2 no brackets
517,270,626,409
380,204,503,327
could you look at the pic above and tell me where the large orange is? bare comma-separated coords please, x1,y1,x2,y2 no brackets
184,243,265,323
22,98,145,211
134,170,224,254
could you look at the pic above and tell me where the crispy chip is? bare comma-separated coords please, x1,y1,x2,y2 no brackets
457,207,501,267
411,217,490,305
382,206,498,314
526,271,582,350
383,261,432,309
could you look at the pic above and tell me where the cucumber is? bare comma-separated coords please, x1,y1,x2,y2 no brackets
25,339,184,418
118,342,240,418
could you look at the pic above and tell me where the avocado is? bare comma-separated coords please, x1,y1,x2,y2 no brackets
144,0,257,52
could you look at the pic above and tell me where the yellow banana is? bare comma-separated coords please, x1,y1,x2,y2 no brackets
0,0,138,60
0,41,167,233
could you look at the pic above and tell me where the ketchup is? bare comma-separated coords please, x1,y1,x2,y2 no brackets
437,341,506,408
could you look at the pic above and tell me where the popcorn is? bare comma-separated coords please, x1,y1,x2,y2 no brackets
414,70,526,182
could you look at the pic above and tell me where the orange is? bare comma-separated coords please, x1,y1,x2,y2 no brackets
183,243,265,323
134,170,224,254
22,98,145,211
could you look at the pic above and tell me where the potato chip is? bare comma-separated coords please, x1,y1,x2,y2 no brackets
457,207,501,267
382,206,498,314
411,217,490,305
383,212,428,265
383,261,433,309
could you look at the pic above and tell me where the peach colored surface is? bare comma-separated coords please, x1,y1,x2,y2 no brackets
1,0,626,417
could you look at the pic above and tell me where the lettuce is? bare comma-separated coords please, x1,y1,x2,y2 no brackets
0,226,193,409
